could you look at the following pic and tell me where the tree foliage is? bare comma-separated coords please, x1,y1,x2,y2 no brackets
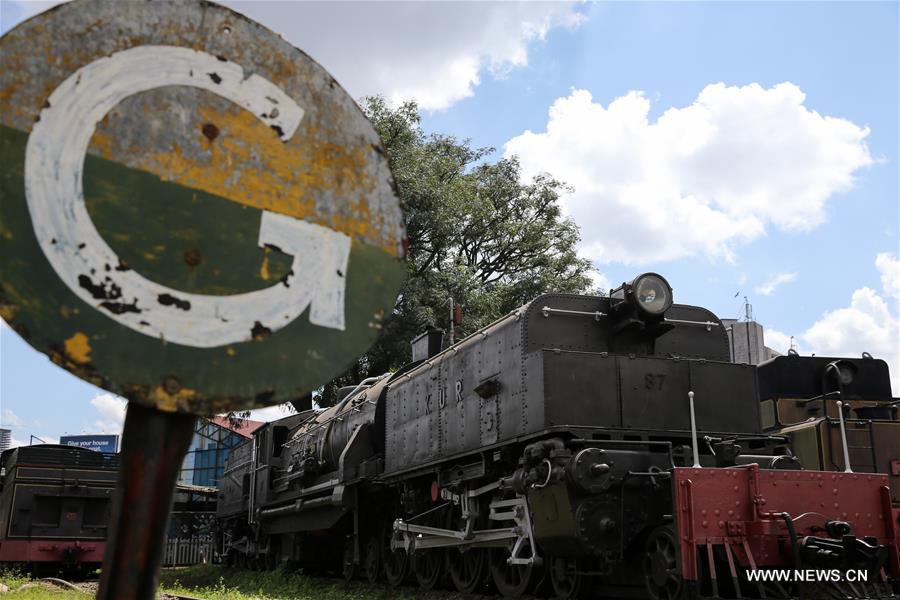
314,98,596,407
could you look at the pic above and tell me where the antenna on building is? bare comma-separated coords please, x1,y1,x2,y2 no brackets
789,336,795,351
743,296,753,322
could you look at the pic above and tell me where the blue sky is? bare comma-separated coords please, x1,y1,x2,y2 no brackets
1,1,898,445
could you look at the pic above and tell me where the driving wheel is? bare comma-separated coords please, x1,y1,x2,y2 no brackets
448,546,487,594
383,525,409,587
490,547,541,597
549,555,583,599
643,526,683,600
413,548,444,590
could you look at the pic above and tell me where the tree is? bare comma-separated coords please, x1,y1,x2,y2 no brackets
315,98,597,406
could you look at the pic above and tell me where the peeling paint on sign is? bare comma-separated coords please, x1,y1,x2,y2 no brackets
0,0,406,413
27,46,352,346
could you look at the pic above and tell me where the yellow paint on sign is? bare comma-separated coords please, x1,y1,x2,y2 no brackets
148,385,198,413
260,249,271,281
89,104,396,254
64,332,92,364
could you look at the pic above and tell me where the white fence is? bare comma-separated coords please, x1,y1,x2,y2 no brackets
163,535,215,566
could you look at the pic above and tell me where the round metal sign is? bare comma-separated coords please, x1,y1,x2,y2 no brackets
0,0,406,414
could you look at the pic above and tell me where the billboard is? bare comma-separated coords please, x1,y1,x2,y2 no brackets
60,434,119,453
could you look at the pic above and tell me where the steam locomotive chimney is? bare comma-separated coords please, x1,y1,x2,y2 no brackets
411,329,444,362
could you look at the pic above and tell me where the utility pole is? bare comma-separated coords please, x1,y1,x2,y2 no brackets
449,297,455,346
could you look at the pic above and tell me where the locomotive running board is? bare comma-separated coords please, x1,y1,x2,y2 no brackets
391,496,542,566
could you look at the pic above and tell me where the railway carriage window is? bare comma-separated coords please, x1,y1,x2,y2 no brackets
33,496,61,527
83,498,108,528
242,473,251,498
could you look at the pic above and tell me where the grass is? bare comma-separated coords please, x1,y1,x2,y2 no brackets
0,568,87,598
158,564,482,600
2,563,481,599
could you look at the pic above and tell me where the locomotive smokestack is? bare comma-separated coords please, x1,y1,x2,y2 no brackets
411,328,444,362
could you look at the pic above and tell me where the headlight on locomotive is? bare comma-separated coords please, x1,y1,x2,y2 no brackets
609,272,673,320
632,273,672,316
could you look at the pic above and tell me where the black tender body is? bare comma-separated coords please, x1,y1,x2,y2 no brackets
381,295,757,478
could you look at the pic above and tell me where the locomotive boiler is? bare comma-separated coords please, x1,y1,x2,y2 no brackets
216,273,900,599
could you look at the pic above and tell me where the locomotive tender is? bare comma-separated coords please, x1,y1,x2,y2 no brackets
216,273,900,599
0,444,119,575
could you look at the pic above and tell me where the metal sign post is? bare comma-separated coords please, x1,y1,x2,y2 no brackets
0,1,405,597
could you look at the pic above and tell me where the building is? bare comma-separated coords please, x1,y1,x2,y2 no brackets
723,319,782,365
0,428,10,453
168,417,261,566
177,416,263,488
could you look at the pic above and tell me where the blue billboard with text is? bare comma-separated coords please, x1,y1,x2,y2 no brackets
59,434,119,453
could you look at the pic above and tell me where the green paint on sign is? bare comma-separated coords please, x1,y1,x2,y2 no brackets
0,124,404,413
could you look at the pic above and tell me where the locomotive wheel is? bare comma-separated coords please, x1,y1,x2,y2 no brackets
448,547,487,594
490,548,540,598
342,537,358,581
383,529,409,586
643,526,683,600
384,546,409,587
549,555,584,599
413,549,444,590
362,535,381,583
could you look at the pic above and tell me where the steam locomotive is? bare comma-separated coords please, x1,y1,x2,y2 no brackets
216,272,900,599
0,444,119,576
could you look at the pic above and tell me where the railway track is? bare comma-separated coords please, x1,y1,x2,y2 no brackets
37,577,206,599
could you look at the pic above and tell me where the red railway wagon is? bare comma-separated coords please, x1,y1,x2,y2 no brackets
0,444,119,576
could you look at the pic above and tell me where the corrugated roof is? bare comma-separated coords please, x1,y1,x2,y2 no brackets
208,415,265,438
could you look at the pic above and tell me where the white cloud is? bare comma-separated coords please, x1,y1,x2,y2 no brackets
795,256,900,393
246,403,296,423
802,287,897,372
90,393,127,435
226,1,584,110
756,273,797,297
3,2,583,111
505,83,874,264
587,269,611,294
9,436,27,449
875,253,899,302
763,328,796,355
1,409,24,429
